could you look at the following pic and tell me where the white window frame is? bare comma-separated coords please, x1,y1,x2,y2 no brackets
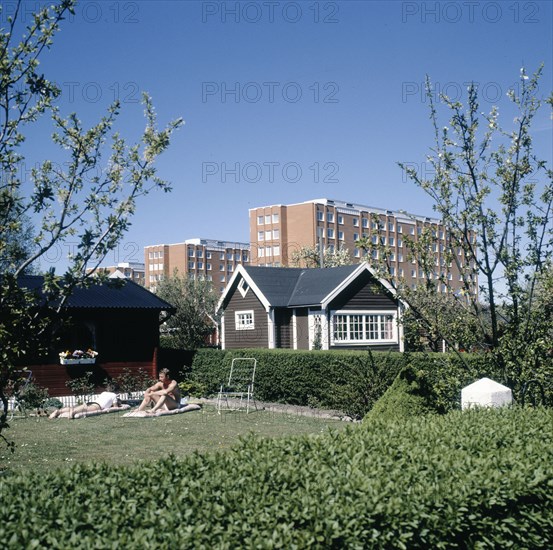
235,310,255,330
238,278,249,298
330,310,397,346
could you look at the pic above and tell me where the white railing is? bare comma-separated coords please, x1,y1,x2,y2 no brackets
6,392,146,411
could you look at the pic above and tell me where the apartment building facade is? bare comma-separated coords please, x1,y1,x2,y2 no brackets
145,238,250,292
88,262,146,286
249,198,476,294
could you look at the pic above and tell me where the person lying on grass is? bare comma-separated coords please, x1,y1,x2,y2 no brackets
49,391,123,419
137,368,181,414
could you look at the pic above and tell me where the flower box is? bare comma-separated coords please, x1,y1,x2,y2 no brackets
60,358,96,365
59,349,98,365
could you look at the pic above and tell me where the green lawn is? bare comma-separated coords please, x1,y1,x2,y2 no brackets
2,406,345,474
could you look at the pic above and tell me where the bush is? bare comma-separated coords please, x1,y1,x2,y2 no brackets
14,377,50,411
1,407,551,547
110,368,157,395
365,364,435,421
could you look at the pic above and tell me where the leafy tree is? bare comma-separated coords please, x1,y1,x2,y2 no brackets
0,209,37,274
289,243,353,268
371,66,552,397
156,271,219,350
0,0,183,447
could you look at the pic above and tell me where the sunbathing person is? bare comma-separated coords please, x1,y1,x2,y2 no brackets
49,391,122,419
138,368,181,413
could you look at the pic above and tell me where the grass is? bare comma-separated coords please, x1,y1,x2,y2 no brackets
1,405,346,474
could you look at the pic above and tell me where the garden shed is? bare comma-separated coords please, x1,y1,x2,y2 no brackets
218,262,405,351
16,276,175,396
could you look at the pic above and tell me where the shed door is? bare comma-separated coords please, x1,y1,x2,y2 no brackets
295,308,309,350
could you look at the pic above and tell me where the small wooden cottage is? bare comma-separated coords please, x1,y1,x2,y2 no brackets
217,262,405,351
17,276,175,396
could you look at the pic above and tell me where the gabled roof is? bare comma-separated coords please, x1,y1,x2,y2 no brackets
218,262,398,311
286,264,359,306
17,276,175,311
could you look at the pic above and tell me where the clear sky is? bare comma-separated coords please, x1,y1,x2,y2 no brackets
11,0,553,269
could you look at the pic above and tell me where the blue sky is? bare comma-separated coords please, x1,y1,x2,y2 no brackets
12,0,553,268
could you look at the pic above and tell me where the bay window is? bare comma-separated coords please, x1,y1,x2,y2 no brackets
331,311,396,345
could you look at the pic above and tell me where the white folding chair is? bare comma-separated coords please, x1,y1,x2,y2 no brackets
216,358,258,414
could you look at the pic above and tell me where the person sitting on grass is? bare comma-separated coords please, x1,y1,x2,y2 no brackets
137,368,181,414
49,390,122,419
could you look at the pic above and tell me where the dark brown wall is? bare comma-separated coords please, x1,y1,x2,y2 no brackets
223,284,268,349
329,270,398,311
28,360,157,397
57,310,160,362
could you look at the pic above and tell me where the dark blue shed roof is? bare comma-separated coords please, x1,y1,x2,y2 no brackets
17,276,175,311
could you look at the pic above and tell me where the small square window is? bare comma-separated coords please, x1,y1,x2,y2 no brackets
258,231,264,241
338,215,344,225
257,215,264,225
265,215,271,224
353,218,359,227
272,213,279,223
235,310,254,330
327,212,334,223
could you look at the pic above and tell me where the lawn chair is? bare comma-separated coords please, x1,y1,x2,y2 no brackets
216,358,258,414
8,370,33,420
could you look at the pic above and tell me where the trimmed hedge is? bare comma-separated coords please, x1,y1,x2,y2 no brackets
185,349,551,416
188,348,406,416
1,408,552,547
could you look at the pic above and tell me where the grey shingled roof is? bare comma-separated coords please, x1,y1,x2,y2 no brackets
17,276,175,311
243,264,359,307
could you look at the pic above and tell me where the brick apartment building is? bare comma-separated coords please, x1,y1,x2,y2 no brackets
89,262,145,286
249,198,476,294
145,238,250,292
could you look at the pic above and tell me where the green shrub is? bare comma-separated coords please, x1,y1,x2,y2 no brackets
366,364,435,421
177,380,208,398
1,408,551,547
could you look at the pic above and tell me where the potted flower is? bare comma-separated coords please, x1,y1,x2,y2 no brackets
59,349,98,365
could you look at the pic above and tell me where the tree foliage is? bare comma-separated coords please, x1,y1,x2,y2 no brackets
156,271,219,350
289,243,353,268
0,0,182,445
364,66,552,397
